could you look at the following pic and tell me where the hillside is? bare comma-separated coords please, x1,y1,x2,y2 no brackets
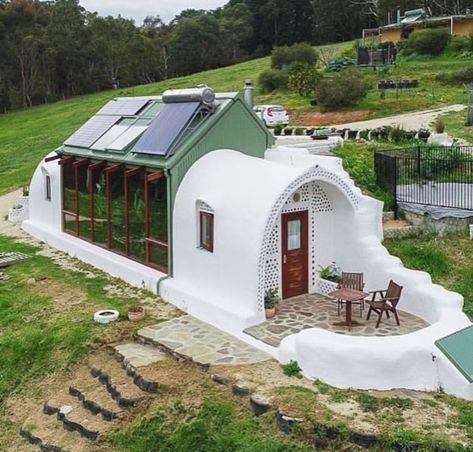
0,39,470,195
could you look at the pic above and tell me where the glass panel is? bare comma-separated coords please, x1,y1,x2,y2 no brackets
200,213,213,250
287,219,301,251
109,170,126,253
62,162,75,212
77,165,92,239
148,176,167,243
91,124,129,150
63,212,77,234
127,171,146,261
149,243,168,271
92,168,107,245
107,126,147,152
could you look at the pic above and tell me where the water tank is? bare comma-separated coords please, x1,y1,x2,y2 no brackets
162,86,216,106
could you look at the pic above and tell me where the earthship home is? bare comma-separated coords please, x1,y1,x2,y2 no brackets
24,87,473,400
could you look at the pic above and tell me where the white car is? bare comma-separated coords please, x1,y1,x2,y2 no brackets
253,105,289,127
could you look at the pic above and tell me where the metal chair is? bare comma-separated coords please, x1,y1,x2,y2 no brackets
337,272,365,317
366,280,403,328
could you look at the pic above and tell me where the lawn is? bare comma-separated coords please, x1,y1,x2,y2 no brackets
441,109,473,143
384,230,473,319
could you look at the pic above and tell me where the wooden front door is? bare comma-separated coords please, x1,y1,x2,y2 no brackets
281,210,309,299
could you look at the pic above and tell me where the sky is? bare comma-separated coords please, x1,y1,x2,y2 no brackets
80,0,227,25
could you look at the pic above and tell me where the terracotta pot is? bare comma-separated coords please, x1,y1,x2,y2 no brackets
265,307,276,319
128,307,145,322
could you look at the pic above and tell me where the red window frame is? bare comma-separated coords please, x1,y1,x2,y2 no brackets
199,211,214,252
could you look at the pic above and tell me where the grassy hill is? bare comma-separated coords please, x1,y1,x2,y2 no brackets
0,39,470,195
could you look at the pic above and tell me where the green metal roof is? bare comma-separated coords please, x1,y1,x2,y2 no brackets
436,325,473,383
59,91,274,171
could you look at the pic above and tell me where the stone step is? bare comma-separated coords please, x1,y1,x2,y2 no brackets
114,342,167,369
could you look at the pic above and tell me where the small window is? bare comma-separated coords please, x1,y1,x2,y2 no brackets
199,211,214,252
45,175,51,201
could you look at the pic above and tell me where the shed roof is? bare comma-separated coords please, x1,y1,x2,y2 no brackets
380,13,473,31
58,91,273,170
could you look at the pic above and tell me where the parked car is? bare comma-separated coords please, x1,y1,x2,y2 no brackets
253,105,289,127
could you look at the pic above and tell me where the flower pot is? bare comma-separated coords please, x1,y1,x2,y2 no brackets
128,306,145,322
265,307,276,319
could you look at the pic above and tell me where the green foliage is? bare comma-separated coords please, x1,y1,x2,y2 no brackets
318,262,340,283
356,393,414,412
258,68,289,93
317,68,369,111
325,56,356,72
435,117,445,134
390,126,407,144
294,127,305,136
112,399,309,451
404,29,450,56
264,288,280,309
288,62,321,96
437,64,473,84
270,43,318,69
282,360,302,377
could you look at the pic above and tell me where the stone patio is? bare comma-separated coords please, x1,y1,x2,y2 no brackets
244,293,429,347
138,316,271,366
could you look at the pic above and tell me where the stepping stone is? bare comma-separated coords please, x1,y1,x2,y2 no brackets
115,343,167,368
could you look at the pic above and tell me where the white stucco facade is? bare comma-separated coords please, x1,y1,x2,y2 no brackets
23,147,472,399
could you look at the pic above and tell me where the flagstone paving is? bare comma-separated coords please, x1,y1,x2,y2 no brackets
244,293,430,347
138,316,271,366
114,343,167,368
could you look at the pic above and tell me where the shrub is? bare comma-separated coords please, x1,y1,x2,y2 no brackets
437,64,473,84
283,127,293,136
449,35,470,54
288,62,321,96
258,68,288,92
271,42,318,68
435,118,445,134
326,56,356,72
281,360,302,377
317,68,369,112
294,127,305,136
390,126,407,143
404,28,450,56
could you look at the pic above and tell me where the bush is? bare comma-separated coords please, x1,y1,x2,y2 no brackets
281,360,302,377
288,62,321,96
326,56,356,72
294,127,305,135
390,126,407,143
317,68,369,112
404,28,450,55
258,68,289,92
437,64,473,84
435,118,445,134
271,42,318,68
449,35,470,54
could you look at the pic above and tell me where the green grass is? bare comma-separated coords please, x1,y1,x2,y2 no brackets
384,231,473,318
0,235,136,409
441,109,473,143
111,399,310,452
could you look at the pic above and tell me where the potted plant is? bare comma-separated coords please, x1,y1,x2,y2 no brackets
428,118,451,146
283,127,293,136
347,129,358,140
264,288,280,319
294,127,305,136
318,262,341,283
127,305,145,322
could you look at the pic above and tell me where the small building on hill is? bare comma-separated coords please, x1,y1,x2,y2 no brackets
23,86,473,400
363,9,473,44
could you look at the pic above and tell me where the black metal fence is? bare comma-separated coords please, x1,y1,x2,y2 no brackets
374,146,473,215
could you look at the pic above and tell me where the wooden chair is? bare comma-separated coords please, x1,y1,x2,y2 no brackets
366,280,403,328
337,272,365,317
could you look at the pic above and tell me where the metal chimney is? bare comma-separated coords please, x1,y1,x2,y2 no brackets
244,80,254,109
397,7,401,24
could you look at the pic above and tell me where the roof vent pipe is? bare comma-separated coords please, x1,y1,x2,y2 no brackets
244,79,254,109
397,7,401,24
162,86,216,106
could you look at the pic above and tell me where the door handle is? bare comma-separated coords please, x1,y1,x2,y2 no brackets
283,254,287,264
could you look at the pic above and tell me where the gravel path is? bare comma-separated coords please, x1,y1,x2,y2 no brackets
332,104,466,131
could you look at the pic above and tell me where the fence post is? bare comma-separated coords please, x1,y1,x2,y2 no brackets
417,145,421,177
393,156,398,219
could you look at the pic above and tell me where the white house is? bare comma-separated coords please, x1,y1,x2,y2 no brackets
22,87,473,399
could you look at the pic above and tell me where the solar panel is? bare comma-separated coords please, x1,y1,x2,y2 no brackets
133,102,201,156
64,115,119,148
107,125,148,152
96,98,149,116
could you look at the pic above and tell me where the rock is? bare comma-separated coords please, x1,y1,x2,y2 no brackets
211,374,227,385
59,405,73,415
351,431,378,448
232,384,250,397
27,278,36,285
250,395,271,415
276,410,303,433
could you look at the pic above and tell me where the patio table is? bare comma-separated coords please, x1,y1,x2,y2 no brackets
328,288,368,330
